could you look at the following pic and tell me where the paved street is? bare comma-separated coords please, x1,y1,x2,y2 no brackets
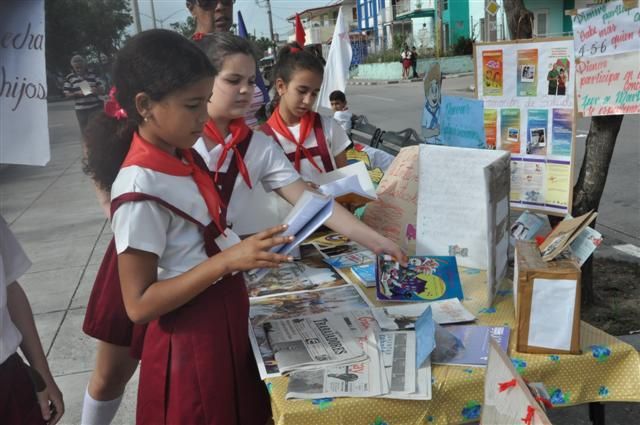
0,77,637,423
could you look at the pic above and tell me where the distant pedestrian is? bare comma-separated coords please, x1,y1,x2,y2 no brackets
400,45,412,79
63,55,104,135
411,46,419,78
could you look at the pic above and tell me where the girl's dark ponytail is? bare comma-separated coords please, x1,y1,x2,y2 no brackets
82,29,215,191
83,112,136,191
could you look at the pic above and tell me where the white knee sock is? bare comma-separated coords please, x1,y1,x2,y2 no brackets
81,388,123,425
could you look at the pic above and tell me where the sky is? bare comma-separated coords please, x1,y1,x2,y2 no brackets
134,0,331,39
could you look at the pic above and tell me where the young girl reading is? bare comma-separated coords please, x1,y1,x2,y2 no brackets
83,29,292,424
193,33,406,255
262,43,351,183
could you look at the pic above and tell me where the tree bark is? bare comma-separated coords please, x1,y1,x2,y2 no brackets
503,0,534,39
572,115,624,304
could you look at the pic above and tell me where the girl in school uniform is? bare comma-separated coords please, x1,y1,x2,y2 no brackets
192,33,408,254
83,29,294,424
0,215,65,425
261,43,351,184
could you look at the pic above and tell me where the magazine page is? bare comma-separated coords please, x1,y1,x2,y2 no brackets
377,331,432,400
249,285,372,379
264,313,367,374
247,191,334,281
372,298,476,330
285,331,383,399
317,161,377,203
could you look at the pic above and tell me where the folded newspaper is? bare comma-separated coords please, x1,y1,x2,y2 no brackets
286,331,384,399
264,312,367,374
378,331,432,400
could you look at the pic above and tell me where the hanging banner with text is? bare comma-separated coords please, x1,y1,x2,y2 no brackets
572,0,640,116
474,38,576,216
0,0,50,166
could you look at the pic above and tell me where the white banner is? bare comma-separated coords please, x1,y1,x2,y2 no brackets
0,0,50,166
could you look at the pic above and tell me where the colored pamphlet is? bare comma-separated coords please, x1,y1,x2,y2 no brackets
351,263,376,287
431,325,510,367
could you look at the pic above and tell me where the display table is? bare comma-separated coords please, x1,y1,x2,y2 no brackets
265,268,640,425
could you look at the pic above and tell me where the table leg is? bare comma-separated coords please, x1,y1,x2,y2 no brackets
588,402,605,425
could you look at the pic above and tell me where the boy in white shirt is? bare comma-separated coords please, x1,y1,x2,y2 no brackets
329,90,353,133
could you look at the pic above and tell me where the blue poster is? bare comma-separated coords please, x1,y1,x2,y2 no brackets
440,95,486,149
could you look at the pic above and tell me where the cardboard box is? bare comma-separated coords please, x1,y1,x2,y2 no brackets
514,240,581,354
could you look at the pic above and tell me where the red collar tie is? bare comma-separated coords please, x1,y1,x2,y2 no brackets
202,119,252,189
266,109,323,173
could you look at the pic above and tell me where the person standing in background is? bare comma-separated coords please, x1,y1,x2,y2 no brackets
411,46,419,79
63,55,104,135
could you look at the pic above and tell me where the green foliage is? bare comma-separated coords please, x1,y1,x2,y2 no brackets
45,0,132,74
450,36,474,56
251,36,273,56
392,33,406,50
169,17,197,39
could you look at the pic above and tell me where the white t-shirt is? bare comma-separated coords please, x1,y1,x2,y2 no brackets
111,166,241,281
0,215,31,364
333,110,353,132
193,130,299,235
268,115,351,183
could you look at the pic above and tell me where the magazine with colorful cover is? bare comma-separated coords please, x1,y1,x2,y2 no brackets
376,255,463,302
351,263,376,287
431,325,511,367
325,250,376,269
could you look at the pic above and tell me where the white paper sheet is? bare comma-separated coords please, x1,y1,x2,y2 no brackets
528,278,577,350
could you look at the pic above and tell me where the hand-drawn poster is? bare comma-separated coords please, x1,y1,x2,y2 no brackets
440,96,486,148
517,49,538,96
573,0,640,116
484,109,498,149
474,38,575,215
526,109,548,155
482,50,504,96
500,109,521,153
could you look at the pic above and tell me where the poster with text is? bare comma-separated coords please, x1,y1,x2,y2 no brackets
0,0,50,166
482,50,504,96
474,38,575,215
573,0,640,116
526,109,548,155
517,49,538,96
440,96,486,149
499,108,520,153
484,109,498,149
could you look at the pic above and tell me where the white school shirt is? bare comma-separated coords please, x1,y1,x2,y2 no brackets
268,115,351,183
0,215,32,364
110,166,241,280
333,110,353,132
193,131,300,236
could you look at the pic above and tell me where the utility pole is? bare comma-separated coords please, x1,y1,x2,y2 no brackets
266,0,275,44
150,0,158,29
132,0,142,33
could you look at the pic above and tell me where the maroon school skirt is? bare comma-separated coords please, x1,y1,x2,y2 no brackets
0,353,46,425
83,238,146,357
136,272,271,425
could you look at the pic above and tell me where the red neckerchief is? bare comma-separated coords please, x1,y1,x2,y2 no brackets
122,132,225,233
266,108,322,173
202,118,252,189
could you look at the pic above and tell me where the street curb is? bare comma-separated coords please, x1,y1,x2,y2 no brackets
349,72,473,86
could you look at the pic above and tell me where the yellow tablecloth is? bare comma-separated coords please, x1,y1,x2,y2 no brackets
266,268,640,425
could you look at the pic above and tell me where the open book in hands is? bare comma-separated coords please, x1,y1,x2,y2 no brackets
245,191,334,283
317,162,377,206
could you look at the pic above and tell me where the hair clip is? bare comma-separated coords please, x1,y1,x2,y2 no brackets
104,86,128,120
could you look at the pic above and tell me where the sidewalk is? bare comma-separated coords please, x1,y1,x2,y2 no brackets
348,72,474,86
0,100,637,424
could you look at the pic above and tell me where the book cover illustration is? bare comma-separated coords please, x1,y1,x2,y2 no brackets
376,255,464,302
325,250,376,269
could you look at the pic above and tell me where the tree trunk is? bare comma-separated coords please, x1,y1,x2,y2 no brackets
572,115,624,304
503,0,534,39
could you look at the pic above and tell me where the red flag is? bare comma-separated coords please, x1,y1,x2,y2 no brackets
295,13,305,47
